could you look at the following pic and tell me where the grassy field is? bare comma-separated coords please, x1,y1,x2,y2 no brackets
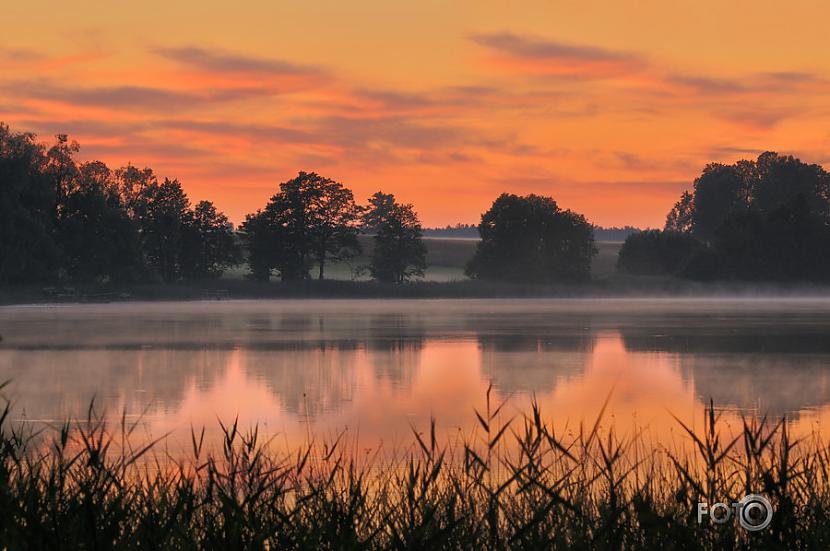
0,391,824,549
9,237,830,304
222,237,622,283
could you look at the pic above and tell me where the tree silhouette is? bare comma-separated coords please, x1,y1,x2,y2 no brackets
241,172,362,281
364,192,427,283
239,209,278,282
639,151,830,281
664,191,694,233
616,230,700,276
56,161,143,282
466,193,596,283
0,124,58,284
689,163,751,241
137,178,191,282
181,201,241,279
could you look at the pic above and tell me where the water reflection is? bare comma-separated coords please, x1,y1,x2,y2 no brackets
1,299,830,453
620,320,830,417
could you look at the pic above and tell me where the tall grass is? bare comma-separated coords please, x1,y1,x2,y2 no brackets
1,386,829,549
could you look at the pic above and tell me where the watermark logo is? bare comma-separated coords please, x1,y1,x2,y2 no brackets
697,494,773,531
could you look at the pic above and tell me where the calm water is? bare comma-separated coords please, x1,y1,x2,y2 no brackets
2,298,830,453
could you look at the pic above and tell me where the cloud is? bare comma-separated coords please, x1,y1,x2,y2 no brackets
0,49,44,61
2,80,271,112
664,74,746,95
154,46,323,77
704,145,766,161
159,120,314,143
716,108,801,130
353,89,437,111
309,116,461,151
469,32,645,78
80,138,213,163
15,119,151,138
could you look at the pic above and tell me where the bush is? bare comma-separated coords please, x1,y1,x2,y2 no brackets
617,230,701,276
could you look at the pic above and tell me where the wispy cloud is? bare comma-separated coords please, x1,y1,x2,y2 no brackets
2,80,273,112
469,32,645,78
154,46,323,76
0,48,44,61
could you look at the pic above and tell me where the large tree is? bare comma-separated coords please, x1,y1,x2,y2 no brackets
689,163,752,241
242,172,362,281
0,124,57,284
180,200,241,279
138,178,191,282
1,122,249,286
364,192,427,283
239,209,278,281
466,193,596,283
652,151,830,280
56,161,144,282
617,230,701,276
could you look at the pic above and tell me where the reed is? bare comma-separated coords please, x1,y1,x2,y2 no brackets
0,385,828,550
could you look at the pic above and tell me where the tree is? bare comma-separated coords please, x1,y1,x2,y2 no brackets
305,176,362,280
115,164,157,220
617,230,701,276
0,124,57,284
239,210,277,281
138,178,191,282
466,193,596,283
651,151,830,281
752,152,830,218
56,161,144,282
664,191,694,233
1,122,248,286
690,163,751,241
363,192,397,232
45,134,80,226
241,172,362,281
364,192,427,283
712,196,830,281
180,200,241,279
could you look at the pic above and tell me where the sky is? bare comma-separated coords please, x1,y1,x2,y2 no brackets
2,0,830,228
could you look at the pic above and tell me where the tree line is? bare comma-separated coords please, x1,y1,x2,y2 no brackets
1,123,600,287
7,123,825,287
618,151,830,281
240,173,427,283
0,125,431,285
1,125,239,284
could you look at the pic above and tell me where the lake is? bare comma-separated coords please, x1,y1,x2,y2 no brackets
2,298,830,456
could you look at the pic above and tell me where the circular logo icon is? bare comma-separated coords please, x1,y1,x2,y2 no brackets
738,494,773,531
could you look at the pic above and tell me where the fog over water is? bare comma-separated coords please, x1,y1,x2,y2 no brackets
2,298,830,454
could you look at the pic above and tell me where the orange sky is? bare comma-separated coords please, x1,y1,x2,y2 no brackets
2,0,830,227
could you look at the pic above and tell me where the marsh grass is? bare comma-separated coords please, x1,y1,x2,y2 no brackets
1,383,829,550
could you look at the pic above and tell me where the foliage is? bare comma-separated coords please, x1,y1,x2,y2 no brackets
466,193,596,283
364,192,427,283
664,191,694,234
0,124,58,284
655,152,830,281
242,172,362,281
56,161,144,282
181,201,241,279
617,230,702,276
239,210,277,282
0,124,240,285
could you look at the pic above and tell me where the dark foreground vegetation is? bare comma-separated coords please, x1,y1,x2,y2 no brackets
0,388,827,550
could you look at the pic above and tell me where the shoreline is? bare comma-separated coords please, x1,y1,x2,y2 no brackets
4,277,830,306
